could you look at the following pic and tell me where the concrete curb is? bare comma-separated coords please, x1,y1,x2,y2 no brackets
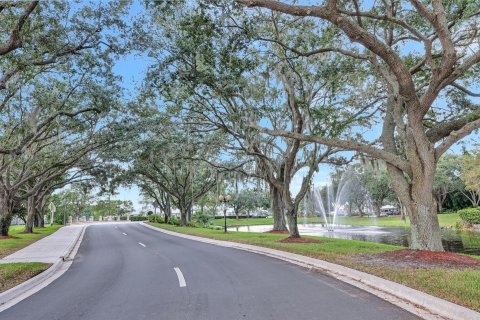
140,222,480,320
0,225,87,308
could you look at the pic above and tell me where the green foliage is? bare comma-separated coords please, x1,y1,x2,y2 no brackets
230,189,270,216
193,211,213,226
148,214,162,223
128,216,148,221
458,208,480,225
167,217,181,226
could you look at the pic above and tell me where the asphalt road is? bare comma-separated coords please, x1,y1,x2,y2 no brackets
0,223,420,320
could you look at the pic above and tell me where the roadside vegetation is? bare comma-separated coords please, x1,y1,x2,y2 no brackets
0,262,51,293
0,225,61,259
211,213,461,228
148,222,480,311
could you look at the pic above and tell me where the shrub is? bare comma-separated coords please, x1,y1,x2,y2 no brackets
193,211,213,226
457,208,480,224
129,216,148,221
147,214,162,223
167,217,181,226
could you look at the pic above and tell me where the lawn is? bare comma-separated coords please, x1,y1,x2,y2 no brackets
0,225,62,259
212,213,461,228
0,262,51,293
149,222,480,311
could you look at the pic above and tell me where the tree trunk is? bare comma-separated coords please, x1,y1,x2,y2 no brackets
186,204,192,222
270,185,287,231
36,209,45,228
180,207,187,226
164,196,171,224
387,145,444,251
356,202,364,216
436,194,444,213
179,202,190,226
234,205,239,220
25,195,36,233
373,203,381,217
285,207,300,238
407,188,443,251
0,190,12,236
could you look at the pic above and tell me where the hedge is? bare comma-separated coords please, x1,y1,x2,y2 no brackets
129,216,148,221
147,214,162,223
457,208,480,224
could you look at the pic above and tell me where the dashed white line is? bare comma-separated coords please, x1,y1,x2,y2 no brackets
138,242,146,247
122,232,127,235
174,267,186,287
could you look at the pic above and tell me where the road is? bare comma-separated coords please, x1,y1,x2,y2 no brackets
0,223,420,320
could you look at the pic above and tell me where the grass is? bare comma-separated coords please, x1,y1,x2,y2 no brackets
212,213,461,228
0,262,51,293
149,222,480,311
0,225,62,259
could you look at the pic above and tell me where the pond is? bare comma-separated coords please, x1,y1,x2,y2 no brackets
228,224,480,255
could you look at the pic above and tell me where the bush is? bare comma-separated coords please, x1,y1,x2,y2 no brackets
193,211,213,227
457,208,480,224
147,214,162,223
167,217,181,226
129,216,148,221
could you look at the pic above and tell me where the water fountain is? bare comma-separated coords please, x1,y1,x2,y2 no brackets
309,174,351,232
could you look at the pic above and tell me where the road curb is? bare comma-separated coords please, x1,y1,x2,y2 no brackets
140,222,480,320
0,225,87,308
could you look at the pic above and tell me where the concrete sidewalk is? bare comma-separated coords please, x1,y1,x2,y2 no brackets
0,225,85,264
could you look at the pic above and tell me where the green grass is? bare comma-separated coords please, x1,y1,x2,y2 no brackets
0,225,62,259
154,223,397,261
149,222,480,311
213,213,461,228
0,262,51,293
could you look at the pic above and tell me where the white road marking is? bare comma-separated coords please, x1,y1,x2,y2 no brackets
138,242,146,247
174,267,186,287
122,232,127,235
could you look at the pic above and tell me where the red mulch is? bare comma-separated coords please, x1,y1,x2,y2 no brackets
357,249,480,269
264,230,290,234
277,237,324,244
0,235,19,239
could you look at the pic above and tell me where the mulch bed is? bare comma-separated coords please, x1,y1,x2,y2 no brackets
277,237,324,244
264,230,290,234
0,236,19,240
356,249,480,269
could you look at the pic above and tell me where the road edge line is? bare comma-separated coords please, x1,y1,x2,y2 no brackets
139,222,479,320
0,225,87,312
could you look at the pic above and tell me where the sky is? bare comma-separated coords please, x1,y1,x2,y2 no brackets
107,0,479,213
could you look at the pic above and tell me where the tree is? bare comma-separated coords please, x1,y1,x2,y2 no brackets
0,1,129,114
460,151,480,207
434,154,465,212
126,111,228,226
237,0,480,251
0,1,130,235
231,189,269,218
359,160,395,217
145,6,362,237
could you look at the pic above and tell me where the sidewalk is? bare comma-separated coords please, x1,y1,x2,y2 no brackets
0,225,85,264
